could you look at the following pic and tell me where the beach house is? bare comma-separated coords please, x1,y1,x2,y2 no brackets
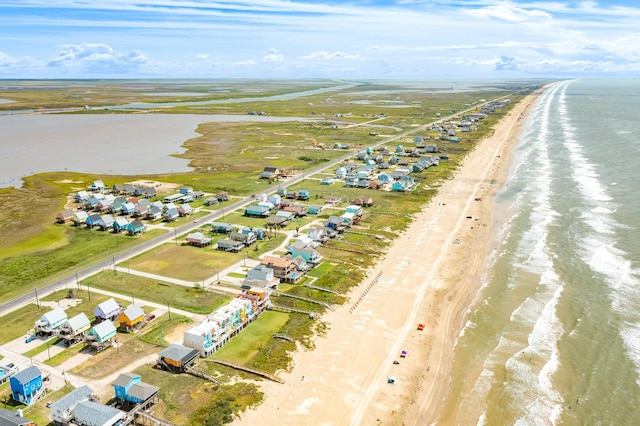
94,298,122,322
34,307,67,335
287,241,323,265
118,305,145,332
113,373,159,405
59,312,91,345
10,366,44,405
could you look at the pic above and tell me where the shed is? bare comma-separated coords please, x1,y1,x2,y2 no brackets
10,366,43,405
157,344,199,372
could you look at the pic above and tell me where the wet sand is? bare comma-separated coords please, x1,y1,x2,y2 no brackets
234,91,541,425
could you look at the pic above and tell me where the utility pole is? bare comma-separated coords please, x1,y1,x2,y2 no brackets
35,288,40,310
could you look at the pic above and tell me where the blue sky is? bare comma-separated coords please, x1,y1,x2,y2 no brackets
1,0,639,78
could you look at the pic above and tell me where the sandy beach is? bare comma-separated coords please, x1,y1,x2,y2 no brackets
235,90,541,426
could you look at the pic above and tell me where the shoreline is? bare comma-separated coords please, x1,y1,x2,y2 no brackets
234,90,543,425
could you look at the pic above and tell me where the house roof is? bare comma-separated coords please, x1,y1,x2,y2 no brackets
12,366,41,384
66,313,90,332
128,382,159,401
73,401,124,426
261,255,291,268
50,385,93,415
159,344,199,364
122,305,144,321
114,218,129,227
0,408,33,425
186,232,209,242
96,298,120,316
91,320,117,339
42,307,67,325
114,372,139,388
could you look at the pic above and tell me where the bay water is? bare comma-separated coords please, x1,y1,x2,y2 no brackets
439,79,640,425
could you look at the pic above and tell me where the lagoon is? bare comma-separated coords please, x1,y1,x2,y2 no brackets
0,113,314,188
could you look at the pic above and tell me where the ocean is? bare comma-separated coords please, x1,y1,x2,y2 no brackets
438,79,640,425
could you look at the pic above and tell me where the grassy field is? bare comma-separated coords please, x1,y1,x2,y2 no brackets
82,272,231,314
212,310,290,364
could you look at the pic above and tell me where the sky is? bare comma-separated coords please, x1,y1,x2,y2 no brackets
1,0,639,79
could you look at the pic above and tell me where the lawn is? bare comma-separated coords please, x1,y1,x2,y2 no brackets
212,310,290,364
128,243,244,282
83,272,231,314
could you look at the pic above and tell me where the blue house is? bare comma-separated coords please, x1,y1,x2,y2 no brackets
114,373,159,404
88,320,117,343
286,241,323,265
10,366,44,405
85,214,102,228
211,222,233,234
113,217,130,233
35,307,67,334
127,220,145,236
307,204,324,215
245,204,271,218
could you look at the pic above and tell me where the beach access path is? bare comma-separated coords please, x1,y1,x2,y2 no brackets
234,91,542,425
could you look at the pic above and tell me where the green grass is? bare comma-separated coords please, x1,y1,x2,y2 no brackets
0,227,166,305
0,304,43,345
83,271,231,314
213,310,290,364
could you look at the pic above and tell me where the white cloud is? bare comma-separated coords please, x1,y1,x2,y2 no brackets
47,43,153,74
0,51,42,73
302,51,361,60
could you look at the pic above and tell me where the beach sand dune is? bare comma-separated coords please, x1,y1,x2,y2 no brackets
235,91,540,426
